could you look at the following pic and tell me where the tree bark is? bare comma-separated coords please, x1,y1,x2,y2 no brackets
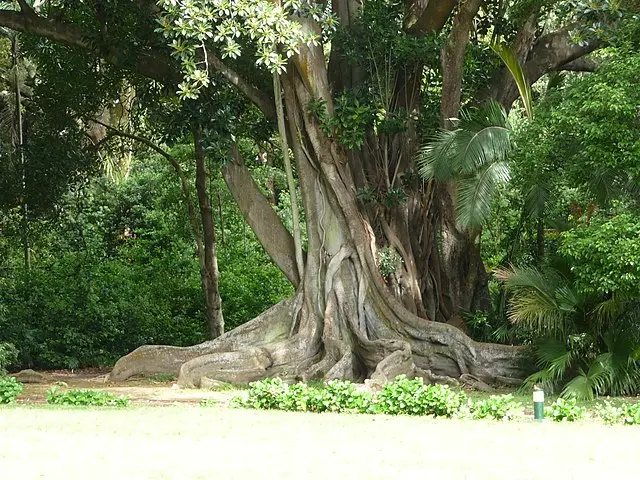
222,146,301,287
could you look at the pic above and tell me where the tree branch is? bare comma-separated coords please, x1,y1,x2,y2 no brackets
492,27,601,108
16,0,35,16
207,54,275,121
223,144,301,287
555,56,598,72
404,0,458,35
440,0,483,127
524,28,600,81
0,9,276,120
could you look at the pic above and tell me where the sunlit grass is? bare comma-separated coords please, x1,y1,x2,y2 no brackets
1,404,639,479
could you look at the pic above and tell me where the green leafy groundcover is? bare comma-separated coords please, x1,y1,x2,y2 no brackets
232,376,522,421
0,377,24,404
232,377,640,424
46,387,130,407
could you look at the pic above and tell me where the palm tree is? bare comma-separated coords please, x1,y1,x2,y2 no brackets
496,262,640,400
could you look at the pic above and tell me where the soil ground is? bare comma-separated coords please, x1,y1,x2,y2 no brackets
16,369,239,405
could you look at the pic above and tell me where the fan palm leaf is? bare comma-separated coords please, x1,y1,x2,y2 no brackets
561,357,610,400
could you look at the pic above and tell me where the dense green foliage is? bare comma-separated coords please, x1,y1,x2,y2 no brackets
46,387,130,407
0,342,18,374
234,376,523,420
0,376,23,404
546,398,586,422
0,149,293,369
560,214,640,296
473,48,640,399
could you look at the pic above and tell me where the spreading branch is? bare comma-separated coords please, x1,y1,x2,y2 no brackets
223,145,301,287
404,0,458,35
16,0,35,16
555,56,598,72
492,26,600,108
0,9,276,121
207,54,275,121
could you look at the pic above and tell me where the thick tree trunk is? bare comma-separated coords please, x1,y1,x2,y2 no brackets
111,60,530,387
193,124,224,339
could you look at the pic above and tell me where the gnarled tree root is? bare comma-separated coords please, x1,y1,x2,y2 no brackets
109,295,531,389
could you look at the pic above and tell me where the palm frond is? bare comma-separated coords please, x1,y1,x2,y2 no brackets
457,161,510,228
586,166,620,205
459,100,509,130
592,296,626,330
538,338,573,371
520,369,559,395
417,102,512,229
416,129,460,182
491,40,533,119
597,347,640,396
561,356,610,400
520,338,574,394
495,265,557,297
497,266,573,335
554,286,581,314
454,124,511,174
523,182,550,219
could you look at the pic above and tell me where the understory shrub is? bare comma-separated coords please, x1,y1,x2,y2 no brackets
234,376,523,420
0,377,23,404
546,398,585,422
597,401,640,425
0,342,18,374
469,394,523,421
376,376,467,417
46,387,130,407
235,378,375,413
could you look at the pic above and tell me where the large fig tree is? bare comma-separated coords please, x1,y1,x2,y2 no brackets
0,0,621,386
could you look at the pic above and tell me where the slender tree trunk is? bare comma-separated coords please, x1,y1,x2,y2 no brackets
12,35,29,270
193,124,224,339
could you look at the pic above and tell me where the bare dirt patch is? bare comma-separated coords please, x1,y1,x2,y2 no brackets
15,369,240,406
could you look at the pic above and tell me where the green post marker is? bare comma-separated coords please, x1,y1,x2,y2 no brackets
533,386,544,421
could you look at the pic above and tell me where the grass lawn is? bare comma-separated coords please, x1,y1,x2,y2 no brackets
1,404,639,479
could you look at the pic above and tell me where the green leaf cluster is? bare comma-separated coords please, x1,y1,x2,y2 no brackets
546,397,585,422
46,387,130,407
0,342,18,375
233,376,523,420
0,376,23,404
560,214,640,296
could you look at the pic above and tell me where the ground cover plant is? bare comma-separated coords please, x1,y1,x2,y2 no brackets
46,387,130,407
546,398,586,422
0,376,23,404
234,376,524,420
